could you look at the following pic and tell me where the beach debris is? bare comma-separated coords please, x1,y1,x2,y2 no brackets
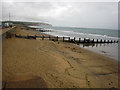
101,50,107,53
85,73,91,87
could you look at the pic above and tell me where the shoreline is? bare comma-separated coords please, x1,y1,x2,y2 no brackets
2,25,118,88
42,31,118,61
14,25,118,61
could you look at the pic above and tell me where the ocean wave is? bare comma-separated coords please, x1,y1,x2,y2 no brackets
43,29,118,40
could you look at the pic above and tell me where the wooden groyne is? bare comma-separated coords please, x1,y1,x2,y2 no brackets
12,34,118,44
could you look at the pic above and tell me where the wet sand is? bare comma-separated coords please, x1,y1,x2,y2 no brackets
2,26,118,88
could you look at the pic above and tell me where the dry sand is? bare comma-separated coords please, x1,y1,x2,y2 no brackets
2,26,118,88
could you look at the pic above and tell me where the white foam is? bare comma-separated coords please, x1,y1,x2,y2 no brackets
29,25,118,40
43,29,118,40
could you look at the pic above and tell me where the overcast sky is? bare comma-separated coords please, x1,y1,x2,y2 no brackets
1,0,118,29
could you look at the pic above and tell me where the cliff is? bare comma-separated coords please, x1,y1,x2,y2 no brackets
2,21,52,27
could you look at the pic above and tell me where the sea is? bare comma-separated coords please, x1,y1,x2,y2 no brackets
29,26,119,60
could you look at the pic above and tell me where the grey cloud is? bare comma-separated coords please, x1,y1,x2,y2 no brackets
1,2,118,29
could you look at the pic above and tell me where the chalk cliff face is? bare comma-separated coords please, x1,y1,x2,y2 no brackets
36,23,52,26
2,21,52,27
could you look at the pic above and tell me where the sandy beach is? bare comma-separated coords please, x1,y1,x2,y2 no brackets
2,26,118,88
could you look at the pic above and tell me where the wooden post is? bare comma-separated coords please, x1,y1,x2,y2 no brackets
100,39,102,43
88,38,90,43
114,40,116,43
63,37,64,42
42,35,44,40
79,38,81,43
92,39,94,43
108,40,109,43
74,37,75,41
56,36,58,41
71,39,74,43
69,37,70,42
97,39,98,43
35,35,36,40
